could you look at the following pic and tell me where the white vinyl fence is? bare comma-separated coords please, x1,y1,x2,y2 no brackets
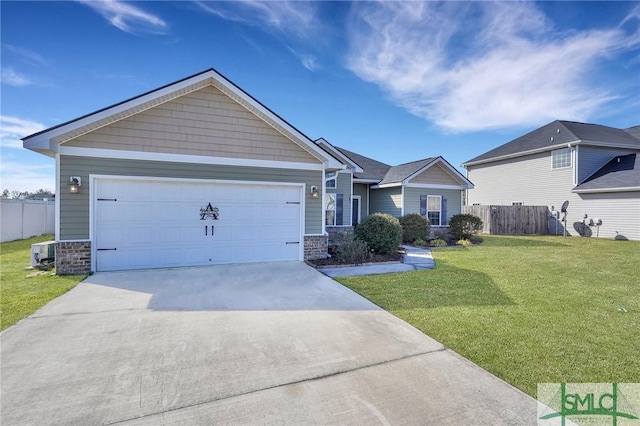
0,199,55,242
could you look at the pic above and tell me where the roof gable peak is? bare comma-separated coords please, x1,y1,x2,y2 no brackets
22,68,343,168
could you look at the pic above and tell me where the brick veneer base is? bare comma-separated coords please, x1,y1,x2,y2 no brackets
304,235,328,260
56,241,91,275
55,237,326,273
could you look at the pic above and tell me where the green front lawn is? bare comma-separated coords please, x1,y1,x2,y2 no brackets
0,235,87,331
338,235,640,397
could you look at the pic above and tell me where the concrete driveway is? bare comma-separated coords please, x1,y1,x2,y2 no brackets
1,262,536,425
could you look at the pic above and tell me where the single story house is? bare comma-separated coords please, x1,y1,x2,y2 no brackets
462,120,640,240
23,69,472,274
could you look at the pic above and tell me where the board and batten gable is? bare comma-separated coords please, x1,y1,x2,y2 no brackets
64,86,319,164
59,155,323,240
409,163,461,186
403,187,461,225
466,150,575,207
369,187,402,217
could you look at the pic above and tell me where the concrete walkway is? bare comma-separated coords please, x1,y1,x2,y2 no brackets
1,262,537,424
320,245,435,277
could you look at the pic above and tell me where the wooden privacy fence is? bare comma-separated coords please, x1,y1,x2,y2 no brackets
462,205,549,235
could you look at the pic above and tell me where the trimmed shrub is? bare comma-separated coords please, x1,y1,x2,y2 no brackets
332,230,370,265
414,238,427,247
355,213,403,255
457,239,472,246
430,238,447,247
399,213,430,244
449,214,483,240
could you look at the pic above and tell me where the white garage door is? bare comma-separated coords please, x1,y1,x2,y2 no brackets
94,178,303,271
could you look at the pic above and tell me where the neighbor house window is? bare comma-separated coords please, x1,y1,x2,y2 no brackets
325,171,336,189
325,193,336,225
427,195,441,226
552,148,572,169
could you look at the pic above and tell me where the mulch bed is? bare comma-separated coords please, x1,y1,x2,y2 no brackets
307,250,404,267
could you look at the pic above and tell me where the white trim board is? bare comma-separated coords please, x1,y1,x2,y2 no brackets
404,183,468,190
60,147,325,171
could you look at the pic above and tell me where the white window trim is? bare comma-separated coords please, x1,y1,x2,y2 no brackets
426,195,442,227
551,147,572,170
325,193,336,226
325,171,337,189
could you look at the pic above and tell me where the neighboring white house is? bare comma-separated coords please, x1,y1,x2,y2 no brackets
462,120,640,240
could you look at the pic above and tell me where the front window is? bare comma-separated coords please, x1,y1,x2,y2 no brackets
427,195,441,226
325,193,336,225
552,148,572,169
325,171,336,189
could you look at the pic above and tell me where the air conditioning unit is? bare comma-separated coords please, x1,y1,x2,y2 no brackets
31,241,56,267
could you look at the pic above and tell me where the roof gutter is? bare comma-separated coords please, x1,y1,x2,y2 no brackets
573,186,640,194
462,141,580,168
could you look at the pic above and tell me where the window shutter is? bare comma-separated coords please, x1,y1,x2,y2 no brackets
336,194,343,226
420,195,427,216
442,197,448,225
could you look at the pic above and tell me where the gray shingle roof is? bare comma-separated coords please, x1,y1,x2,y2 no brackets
336,147,439,184
463,120,640,166
337,147,469,187
574,153,640,192
378,158,437,185
335,147,391,180
625,125,640,140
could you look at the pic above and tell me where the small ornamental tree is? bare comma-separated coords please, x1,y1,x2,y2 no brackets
399,213,430,243
448,214,483,240
355,213,403,255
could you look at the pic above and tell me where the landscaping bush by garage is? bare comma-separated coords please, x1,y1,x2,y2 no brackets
332,230,370,265
355,213,402,255
449,214,483,240
399,213,430,244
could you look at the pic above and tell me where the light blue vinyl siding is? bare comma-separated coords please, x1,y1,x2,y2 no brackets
369,187,402,217
404,187,462,225
59,155,323,239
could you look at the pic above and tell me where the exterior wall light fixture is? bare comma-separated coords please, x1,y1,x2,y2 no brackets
69,176,81,194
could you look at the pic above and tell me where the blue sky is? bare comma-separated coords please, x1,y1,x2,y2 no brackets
2,1,639,192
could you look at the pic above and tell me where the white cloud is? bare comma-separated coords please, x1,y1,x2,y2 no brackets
197,1,322,70
1,116,46,149
2,45,48,66
288,48,320,72
197,0,317,40
346,1,640,132
1,68,33,87
77,0,167,34
0,160,55,193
